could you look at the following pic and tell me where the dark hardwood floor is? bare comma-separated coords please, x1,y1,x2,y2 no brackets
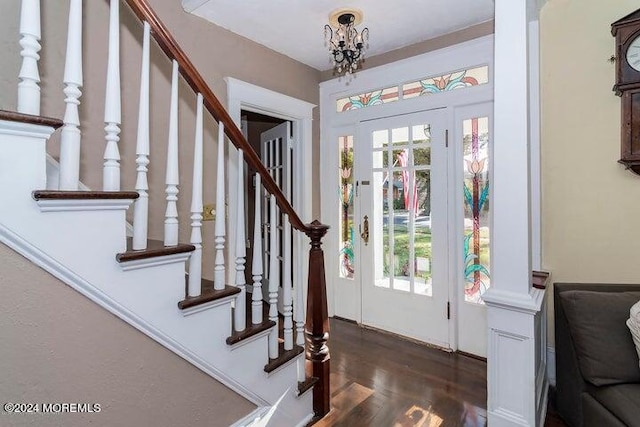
317,318,567,427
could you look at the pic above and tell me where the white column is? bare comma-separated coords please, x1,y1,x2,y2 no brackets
17,0,41,115
103,0,121,191
268,194,279,359
132,22,151,250
251,173,264,325
58,0,83,191
234,149,247,331
483,1,547,426
188,94,204,297
214,122,226,290
164,60,180,246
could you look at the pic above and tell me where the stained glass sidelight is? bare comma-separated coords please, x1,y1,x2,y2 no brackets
402,66,489,100
462,117,490,304
339,135,355,279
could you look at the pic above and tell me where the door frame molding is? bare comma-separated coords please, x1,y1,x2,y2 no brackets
320,35,498,352
225,78,315,304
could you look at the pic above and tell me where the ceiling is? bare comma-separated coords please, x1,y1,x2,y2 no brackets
182,0,495,71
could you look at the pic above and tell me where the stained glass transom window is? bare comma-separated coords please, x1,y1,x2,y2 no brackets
462,117,490,304
336,87,399,112
339,135,355,279
403,66,489,100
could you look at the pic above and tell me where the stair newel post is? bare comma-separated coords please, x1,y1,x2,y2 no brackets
103,0,122,191
213,122,226,290
251,173,264,325
132,21,151,250
234,149,247,331
283,214,293,351
187,93,204,297
58,0,83,191
164,60,180,246
268,194,280,359
304,220,331,417
17,0,41,115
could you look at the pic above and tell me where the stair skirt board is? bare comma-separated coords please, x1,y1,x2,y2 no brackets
0,222,267,405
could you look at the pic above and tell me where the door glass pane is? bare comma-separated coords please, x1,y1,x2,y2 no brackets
463,117,491,304
339,135,355,279
372,125,433,296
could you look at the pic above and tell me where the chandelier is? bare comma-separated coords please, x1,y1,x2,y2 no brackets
324,9,369,76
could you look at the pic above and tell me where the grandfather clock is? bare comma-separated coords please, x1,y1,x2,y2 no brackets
612,8,640,175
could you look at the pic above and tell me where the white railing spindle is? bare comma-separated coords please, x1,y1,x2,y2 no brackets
188,93,204,297
251,173,264,325
132,22,151,250
234,149,247,331
268,194,279,359
17,0,41,115
103,0,121,191
295,229,305,347
214,122,226,290
283,214,293,350
58,0,83,191
164,60,180,246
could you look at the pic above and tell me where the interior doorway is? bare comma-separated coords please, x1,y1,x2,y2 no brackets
242,110,292,311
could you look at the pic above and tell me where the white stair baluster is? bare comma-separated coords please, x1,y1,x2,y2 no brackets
213,122,226,290
268,194,279,359
103,0,121,191
164,60,180,246
283,136,294,350
132,22,150,250
58,0,83,191
251,173,264,324
17,0,41,115
295,230,305,348
188,93,204,297
234,149,247,331
283,214,293,350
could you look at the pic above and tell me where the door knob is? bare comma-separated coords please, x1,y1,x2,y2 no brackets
360,215,369,245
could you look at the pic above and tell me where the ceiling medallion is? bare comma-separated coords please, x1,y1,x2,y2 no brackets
324,8,369,77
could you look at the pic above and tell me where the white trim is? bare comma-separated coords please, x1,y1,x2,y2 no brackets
264,353,304,378
228,327,273,351
225,77,315,311
229,407,272,427
180,294,237,317
483,287,546,314
118,252,191,272
529,19,542,271
0,222,269,407
0,120,57,139
294,413,315,427
35,198,134,212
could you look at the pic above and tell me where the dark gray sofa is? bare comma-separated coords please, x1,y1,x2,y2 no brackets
555,283,640,427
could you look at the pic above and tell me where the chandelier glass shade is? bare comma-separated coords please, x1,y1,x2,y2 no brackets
324,12,369,76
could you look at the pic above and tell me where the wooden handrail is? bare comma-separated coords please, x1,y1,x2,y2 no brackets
118,0,309,233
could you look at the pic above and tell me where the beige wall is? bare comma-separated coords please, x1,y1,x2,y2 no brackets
0,0,321,280
0,243,254,427
319,21,494,82
541,0,640,343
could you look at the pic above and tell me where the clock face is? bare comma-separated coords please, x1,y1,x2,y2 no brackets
627,34,640,72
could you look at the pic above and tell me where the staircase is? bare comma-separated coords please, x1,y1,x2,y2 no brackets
0,1,330,426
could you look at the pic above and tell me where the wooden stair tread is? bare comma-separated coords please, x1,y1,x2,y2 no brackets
178,278,240,310
264,343,304,373
226,319,276,345
116,238,194,263
0,109,63,129
33,190,139,200
297,376,319,396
